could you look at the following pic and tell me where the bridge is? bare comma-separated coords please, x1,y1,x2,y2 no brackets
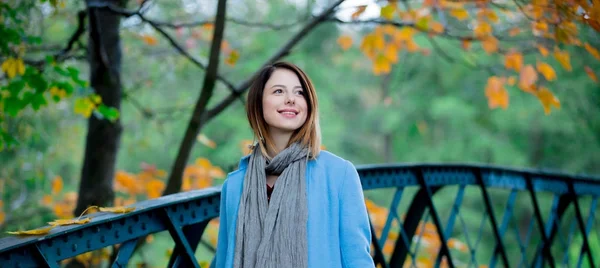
0,164,598,267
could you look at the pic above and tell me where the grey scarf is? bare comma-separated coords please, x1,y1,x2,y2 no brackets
233,142,309,268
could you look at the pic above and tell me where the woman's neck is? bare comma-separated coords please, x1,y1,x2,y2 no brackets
267,130,292,157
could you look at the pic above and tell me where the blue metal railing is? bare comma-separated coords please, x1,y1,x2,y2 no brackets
0,163,598,267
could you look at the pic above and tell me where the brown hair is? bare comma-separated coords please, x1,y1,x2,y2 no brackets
246,61,321,159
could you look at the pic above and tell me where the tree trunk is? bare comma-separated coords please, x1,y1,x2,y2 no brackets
74,1,124,216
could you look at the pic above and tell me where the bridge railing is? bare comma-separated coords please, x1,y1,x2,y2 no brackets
0,164,598,268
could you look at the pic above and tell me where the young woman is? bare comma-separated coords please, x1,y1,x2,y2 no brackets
215,61,374,268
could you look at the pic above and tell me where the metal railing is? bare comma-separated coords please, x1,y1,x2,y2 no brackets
0,164,598,267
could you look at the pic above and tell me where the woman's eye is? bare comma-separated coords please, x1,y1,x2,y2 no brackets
295,90,303,95
274,89,283,93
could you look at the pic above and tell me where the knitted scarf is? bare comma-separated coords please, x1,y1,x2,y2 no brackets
233,142,308,268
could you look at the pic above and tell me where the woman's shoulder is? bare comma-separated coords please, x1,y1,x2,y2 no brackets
314,150,356,172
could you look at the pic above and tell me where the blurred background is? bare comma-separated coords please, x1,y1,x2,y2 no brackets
0,0,599,266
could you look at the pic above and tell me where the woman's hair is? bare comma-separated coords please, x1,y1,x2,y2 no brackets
246,61,321,159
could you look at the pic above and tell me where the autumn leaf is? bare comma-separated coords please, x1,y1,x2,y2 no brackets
430,21,445,34
52,175,63,194
1,57,26,79
485,76,509,109
478,9,499,23
536,61,557,81
508,27,520,36
225,50,239,66
519,65,538,93
0,212,5,225
337,35,353,51
461,40,471,51
351,5,367,20
584,43,600,60
553,48,572,71
73,97,96,118
393,28,415,43
450,8,469,21
141,34,158,46
99,206,136,213
504,52,523,71
197,133,217,149
48,218,91,226
380,4,396,20
373,54,391,75
482,37,498,54
474,22,492,38
8,226,54,236
537,45,549,57
585,66,598,82
507,76,516,86
536,87,560,114
384,44,398,63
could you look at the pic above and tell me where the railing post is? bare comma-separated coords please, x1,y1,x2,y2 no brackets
525,175,556,268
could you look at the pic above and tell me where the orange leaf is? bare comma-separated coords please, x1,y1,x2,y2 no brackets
461,39,471,51
52,176,63,195
0,212,5,225
337,35,353,51
584,43,600,60
7,226,54,236
507,76,516,86
384,44,398,63
141,35,158,46
41,195,53,206
508,27,520,36
519,65,538,92
536,87,560,114
351,5,368,20
474,22,492,38
482,37,498,54
393,28,415,42
504,52,523,71
450,8,469,21
536,61,556,81
585,66,598,82
485,76,509,109
48,218,91,226
225,50,239,66
195,157,212,169
537,45,549,57
373,54,391,75
430,21,445,34
480,9,499,23
553,48,572,71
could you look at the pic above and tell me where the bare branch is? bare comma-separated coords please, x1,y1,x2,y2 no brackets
154,17,300,31
204,0,346,121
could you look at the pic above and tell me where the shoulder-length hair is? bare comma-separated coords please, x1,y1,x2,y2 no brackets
246,61,321,159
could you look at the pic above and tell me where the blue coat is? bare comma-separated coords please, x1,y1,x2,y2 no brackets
215,151,375,268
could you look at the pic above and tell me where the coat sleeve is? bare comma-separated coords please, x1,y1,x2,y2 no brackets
339,160,376,268
214,180,229,268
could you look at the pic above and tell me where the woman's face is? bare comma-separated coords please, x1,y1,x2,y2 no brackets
262,68,308,136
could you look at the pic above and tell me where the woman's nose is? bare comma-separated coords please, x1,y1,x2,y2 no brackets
285,94,295,104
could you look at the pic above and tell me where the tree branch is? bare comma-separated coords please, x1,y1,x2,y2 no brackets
154,17,300,31
204,0,346,121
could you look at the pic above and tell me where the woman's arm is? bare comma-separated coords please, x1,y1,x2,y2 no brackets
214,180,229,268
339,161,376,268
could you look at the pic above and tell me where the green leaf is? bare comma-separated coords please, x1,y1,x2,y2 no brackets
3,97,24,117
30,92,47,110
97,104,120,122
7,80,26,96
416,17,429,31
26,72,48,93
53,66,70,76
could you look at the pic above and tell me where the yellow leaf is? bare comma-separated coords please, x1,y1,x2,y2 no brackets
450,8,469,21
482,37,498,54
584,43,600,60
536,87,560,114
585,66,598,82
1,58,26,79
504,52,523,72
384,44,398,63
146,179,165,199
90,94,102,104
474,22,492,38
0,212,5,225
197,133,217,149
479,9,499,23
351,5,368,20
373,54,391,75
509,27,520,37
380,4,396,20
393,28,415,42
195,157,212,169
141,34,158,46
99,206,136,213
406,39,420,52
52,175,63,194
536,61,556,81
519,65,538,92
225,50,239,66
553,48,572,71
537,45,549,57
337,35,353,51
48,218,91,226
73,97,95,118
7,226,54,236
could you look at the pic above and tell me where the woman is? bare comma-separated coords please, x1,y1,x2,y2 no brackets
215,61,374,268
